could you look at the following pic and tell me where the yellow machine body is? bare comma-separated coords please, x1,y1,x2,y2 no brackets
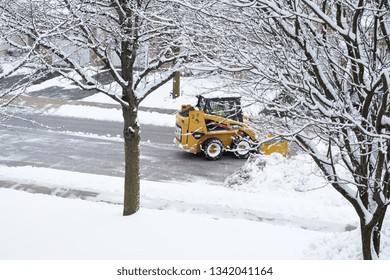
175,107,257,154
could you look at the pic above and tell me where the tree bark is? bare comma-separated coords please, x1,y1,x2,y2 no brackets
360,207,387,260
122,103,140,216
373,207,387,257
361,223,375,260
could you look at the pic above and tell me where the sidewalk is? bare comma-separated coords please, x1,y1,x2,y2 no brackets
0,180,101,202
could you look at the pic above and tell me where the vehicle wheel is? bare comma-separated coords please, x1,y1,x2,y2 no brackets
202,138,224,160
233,137,252,159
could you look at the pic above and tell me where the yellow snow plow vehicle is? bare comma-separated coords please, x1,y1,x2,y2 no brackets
174,95,289,160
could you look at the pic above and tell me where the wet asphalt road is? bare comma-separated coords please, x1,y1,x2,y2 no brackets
0,111,245,184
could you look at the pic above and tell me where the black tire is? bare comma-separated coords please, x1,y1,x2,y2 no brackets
233,137,252,159
202,138,224,160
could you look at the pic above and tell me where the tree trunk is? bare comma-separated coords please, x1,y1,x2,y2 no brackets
373,207,387,257
360,205,388,259
122,104,141,216
361,223,375,260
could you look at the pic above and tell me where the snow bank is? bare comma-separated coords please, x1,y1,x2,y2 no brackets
224,153,354,226
44,104,175,127
226,153,327,193
224,153,390,260
27,76,79,92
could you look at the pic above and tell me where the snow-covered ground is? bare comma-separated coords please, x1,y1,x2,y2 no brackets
45,104,176,126
0,187,317,260
1,153,389,260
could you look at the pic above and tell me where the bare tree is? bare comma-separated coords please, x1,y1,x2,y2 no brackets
1,0,44,118
185,0,390,259
2,0,191,215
